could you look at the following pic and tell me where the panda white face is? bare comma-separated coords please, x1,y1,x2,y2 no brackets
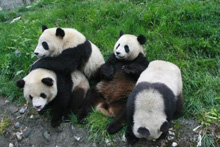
34,28,63,58
17,69,58,112
113,34,145,61
34,26,87,58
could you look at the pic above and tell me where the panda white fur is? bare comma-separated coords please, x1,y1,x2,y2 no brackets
125,60,183,144
32,25,105,80
77,31,149,134
16,62,89,127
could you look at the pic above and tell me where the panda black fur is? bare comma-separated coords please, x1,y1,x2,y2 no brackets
77,31,149,134
16,59,89,127
125,60,183,145
32,25,105,80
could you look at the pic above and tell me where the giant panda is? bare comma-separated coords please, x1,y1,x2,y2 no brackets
32,25,105,80
77,31,149,134
16,59,90,127
125,60,183,145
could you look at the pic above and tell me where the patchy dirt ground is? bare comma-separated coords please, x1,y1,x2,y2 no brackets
0,96,205,147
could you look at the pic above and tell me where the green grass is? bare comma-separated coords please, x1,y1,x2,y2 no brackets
0,117,10,134
0,0,219,145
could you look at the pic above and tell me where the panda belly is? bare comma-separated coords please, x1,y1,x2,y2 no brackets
81,42,105,79
96,71,135,117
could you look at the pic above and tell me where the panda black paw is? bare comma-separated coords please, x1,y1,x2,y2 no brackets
122,65,135,74
51,119,62,127
100,64,114,80
77,110,88,125
125,131,139,145
107,122,123,134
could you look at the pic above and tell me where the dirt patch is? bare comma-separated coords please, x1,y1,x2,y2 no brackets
0,96,202,146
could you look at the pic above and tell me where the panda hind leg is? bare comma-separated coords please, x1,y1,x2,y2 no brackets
71,87,87,114
107,109,126,134
77,87,104,124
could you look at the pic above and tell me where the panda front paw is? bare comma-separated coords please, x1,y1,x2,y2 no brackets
51,119,62,127
122,65,135,74
125,130,139,145
100,64,114,80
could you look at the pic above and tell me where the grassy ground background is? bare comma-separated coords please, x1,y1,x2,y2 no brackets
0,0,219,145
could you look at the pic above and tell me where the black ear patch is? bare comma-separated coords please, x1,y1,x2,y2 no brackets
137,35,146,45
42,78,53,87
42,25,48,32
56,28,65,38
160,121,170,133
16,80,25,88
137,127,150,137
120,31,124,37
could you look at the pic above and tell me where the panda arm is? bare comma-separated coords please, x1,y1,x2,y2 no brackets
51,74,73,127
122,53,149,78
31,48,83,73
100,53,119,80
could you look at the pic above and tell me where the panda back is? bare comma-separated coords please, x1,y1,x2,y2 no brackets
81,42,105,79
137,60,182,97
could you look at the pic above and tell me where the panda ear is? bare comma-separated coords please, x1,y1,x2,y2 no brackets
42,78,53,87
16,80,25,88
160,121,170,133
56,28,65,38
137,35,146,45
120,31,124,37
42,25,48,32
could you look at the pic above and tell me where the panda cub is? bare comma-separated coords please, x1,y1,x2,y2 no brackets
16,60,89,127
32,25,105,80
77,31,149,134
125,60,183,145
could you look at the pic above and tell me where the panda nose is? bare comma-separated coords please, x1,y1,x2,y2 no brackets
34,52,39,55
116,52,120,55
35,105,41,109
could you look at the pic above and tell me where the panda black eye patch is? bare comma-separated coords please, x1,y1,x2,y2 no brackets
42,42,49,50
40,93,47,98
124,45,130,53
29,95,33,100
116,44,120,50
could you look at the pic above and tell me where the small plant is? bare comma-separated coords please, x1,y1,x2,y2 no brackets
0,117,11,134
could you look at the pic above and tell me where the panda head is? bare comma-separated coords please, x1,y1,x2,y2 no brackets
16,69,58,112
34,25,65,58
114,31,146,60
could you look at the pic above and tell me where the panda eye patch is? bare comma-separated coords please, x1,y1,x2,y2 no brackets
124,45,130,53
29,95,33,100
42,42,49,50
40,93,47,98
116,44,120,50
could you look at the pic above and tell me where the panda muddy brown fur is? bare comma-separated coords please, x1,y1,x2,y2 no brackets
77,31,149,134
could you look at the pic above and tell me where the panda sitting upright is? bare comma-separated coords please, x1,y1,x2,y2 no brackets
16,59,90,127
32,25,105,81
125,60,183,145
77,31,149,134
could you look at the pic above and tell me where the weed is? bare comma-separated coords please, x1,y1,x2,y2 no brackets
0,117,11,134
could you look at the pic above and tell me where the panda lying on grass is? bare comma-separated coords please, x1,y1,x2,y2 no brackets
125,60,183,145
16,59,89,127
77,31,149,134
